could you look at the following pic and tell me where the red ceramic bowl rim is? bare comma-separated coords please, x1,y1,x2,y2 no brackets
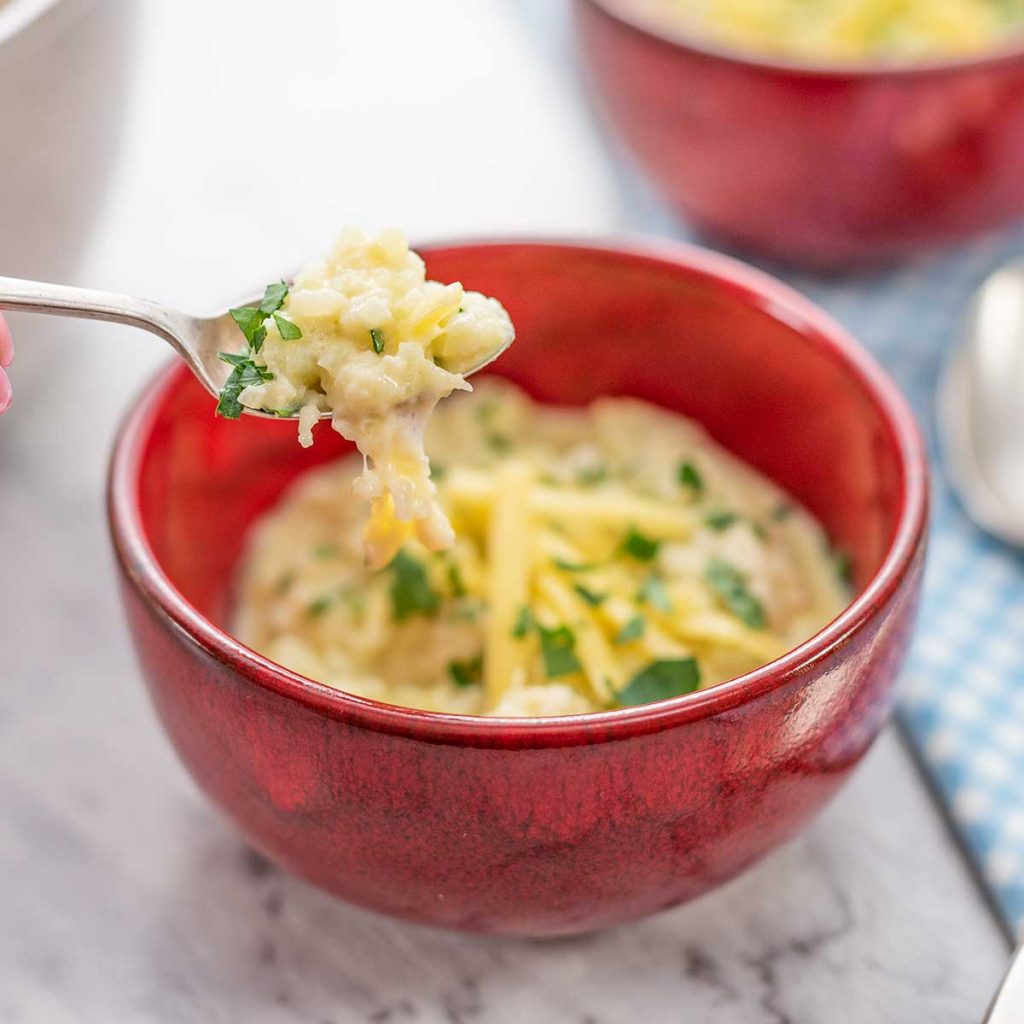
579,0,1024,80
108,237,929,746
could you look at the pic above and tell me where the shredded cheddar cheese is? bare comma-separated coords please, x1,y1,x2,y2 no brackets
234,382,850,717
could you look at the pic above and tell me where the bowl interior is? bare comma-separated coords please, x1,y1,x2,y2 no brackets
129,242,912,647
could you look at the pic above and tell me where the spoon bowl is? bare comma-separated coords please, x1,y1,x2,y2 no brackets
0,275,510,420
938,262,1024,547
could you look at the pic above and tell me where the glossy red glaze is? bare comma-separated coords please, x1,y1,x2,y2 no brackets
108,241,928,936
574,0,1024,268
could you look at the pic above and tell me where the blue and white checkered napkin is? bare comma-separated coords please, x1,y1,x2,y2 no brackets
793,239,1024,941
616,173,1024,938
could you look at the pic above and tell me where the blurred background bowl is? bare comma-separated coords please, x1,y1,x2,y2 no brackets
108,239,928,936
0,0,136,387
573,0,1024,269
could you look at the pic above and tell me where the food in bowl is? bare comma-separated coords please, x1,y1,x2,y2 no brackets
637,0,1024,61
217,228,514,569
234,380,849,717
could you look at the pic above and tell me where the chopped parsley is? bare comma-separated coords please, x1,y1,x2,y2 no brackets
705,559,765,630
387,549,440,621
617,658,700,707
258,280,289,315
229,306,268,351
306,594,334,619
538,624,582,679
313,544,339,560
638,573,672,614
305,586,364,621
485,432,513,453
512,605,535,639
576,464,608,487
621,527,661,562
614,614,646,644
678,461,704,494
833,548,855,588
553,558,600,573
370,327,385,355
446,559,467,598
705,509,738,532
474,399,498,424
573,584,607,607
273,313,302,341
448,654,483,688
430,462,446,482
218,280,302,419
772,503,793,521
216,353,275,419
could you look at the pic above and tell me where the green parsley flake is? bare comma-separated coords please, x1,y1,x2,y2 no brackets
538,624,583,679
617,658,700,707
576,464,608,487
772,503,793,521
273,313,303,341
448,654,483,688
573,584,607,607
447,560,467,599
388,550,440,621
614,614,646,644
554,558,600,573
512,605,535,639
705,559,766,630
833,549,855,588
258,280,289,315
306,594,334,619
229,306,268,351
638,573,672,614
678,461,704,494
370,328,385,355
621,527,661,562
313,544,339,560
215,353,275,419
485,432,513,453
705,509,738,532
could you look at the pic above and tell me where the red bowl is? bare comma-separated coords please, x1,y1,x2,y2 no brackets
574,0,1024,268
108,240,928,936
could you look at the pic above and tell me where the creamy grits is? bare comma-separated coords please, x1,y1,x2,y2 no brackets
234,381,850,717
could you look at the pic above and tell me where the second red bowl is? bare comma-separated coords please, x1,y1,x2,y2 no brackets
574,0,1024,268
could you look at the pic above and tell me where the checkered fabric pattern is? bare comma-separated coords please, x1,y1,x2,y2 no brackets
626,178,1024,938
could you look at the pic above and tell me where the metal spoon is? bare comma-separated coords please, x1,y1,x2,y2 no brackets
0,275,511,419
938,263,1024,546
984,943,1024,1024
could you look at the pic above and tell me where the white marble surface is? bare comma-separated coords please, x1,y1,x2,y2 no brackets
0,1,1013,1021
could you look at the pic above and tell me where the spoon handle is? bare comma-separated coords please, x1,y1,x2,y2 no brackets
0,275,192,355
985,944,1024,1024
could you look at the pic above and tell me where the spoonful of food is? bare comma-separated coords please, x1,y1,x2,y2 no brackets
0,228,517,570
0,271,512,422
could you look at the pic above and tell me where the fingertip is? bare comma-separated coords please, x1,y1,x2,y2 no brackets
0,314,11,369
